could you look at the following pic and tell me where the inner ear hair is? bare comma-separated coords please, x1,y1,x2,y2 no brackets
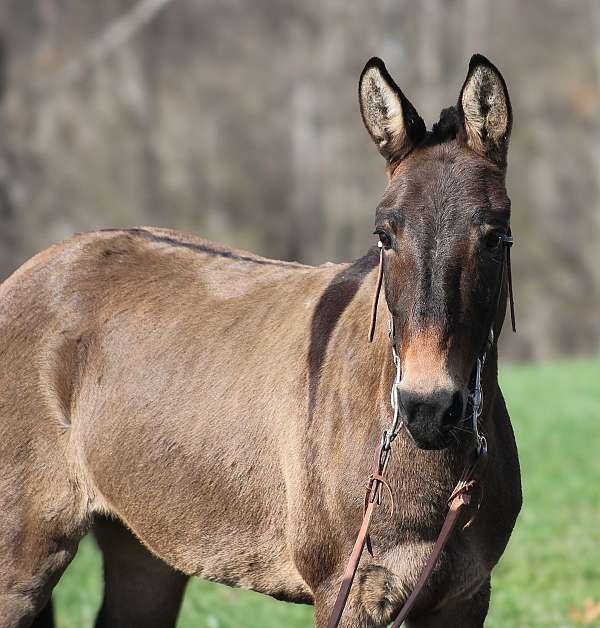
459,54,512,166
359,57,426,165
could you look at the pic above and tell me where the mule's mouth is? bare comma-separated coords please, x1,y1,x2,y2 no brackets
405,426,454,451
405,414,476,451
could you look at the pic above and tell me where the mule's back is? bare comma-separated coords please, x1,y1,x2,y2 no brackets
0,226,348,606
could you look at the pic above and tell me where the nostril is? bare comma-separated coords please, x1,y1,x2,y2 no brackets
441,391,464,428
399,389,419,423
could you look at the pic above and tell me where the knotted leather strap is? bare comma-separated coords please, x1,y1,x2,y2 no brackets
327,448,388,628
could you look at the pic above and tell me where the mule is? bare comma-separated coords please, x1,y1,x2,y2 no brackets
2,54,521,628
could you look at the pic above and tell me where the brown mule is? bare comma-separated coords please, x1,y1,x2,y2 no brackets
4,54,521,628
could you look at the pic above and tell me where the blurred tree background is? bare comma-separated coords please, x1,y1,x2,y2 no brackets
0,0,598,360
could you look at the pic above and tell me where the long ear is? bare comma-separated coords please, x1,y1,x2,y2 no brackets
458,54,512,166
359,57,426,165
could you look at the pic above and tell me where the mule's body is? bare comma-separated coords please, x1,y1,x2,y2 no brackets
1,54,522,627
2,225,519,627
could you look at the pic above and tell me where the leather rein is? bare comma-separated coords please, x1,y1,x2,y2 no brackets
327,231,515,628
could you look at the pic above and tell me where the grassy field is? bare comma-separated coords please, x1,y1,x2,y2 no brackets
51,358,600,627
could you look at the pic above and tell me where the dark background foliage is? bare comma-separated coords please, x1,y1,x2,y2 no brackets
0,0,598,360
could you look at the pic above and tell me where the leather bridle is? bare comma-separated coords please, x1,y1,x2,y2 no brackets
327,231,515,628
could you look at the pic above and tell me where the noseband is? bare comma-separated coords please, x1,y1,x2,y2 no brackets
327,232,515,628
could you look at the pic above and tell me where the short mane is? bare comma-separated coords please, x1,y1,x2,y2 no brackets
427,106,462,145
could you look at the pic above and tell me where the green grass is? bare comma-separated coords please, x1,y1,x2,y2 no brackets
52,359,600,627
489,359,600,627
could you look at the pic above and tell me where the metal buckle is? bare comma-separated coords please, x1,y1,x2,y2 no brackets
477,434,488,457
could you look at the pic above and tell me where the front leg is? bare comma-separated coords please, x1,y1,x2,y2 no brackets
314,590,381,628
313,564,407,628
407,578,491,628
314,571,490,628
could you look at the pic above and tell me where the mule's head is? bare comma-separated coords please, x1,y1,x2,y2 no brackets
359,55,512,450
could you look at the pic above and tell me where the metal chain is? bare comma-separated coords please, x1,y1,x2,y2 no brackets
379,318,404,469
469,350,489,454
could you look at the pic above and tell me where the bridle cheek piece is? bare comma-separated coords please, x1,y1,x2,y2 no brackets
327,231,515,628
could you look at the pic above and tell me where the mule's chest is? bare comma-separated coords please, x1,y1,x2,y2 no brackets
364,529,489,617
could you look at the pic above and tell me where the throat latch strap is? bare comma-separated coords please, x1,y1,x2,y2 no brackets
368,241,384,342
503,230,516,333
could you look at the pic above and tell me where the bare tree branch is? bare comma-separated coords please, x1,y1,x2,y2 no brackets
44,0,174,92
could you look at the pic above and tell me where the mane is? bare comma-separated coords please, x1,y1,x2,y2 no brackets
426,106,462,145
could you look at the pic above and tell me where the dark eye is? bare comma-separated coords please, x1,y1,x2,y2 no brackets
484,230,503,250
374,229,392,249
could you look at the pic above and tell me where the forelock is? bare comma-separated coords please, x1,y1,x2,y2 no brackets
428,106,462,145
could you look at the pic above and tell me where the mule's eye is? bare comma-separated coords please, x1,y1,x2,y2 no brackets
484,230,503,250
374,229,392,249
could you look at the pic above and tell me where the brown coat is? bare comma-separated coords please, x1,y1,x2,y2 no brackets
1,53,521,628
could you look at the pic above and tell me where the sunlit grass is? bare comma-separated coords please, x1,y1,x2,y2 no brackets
53,358,600,627
489,358,600,627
